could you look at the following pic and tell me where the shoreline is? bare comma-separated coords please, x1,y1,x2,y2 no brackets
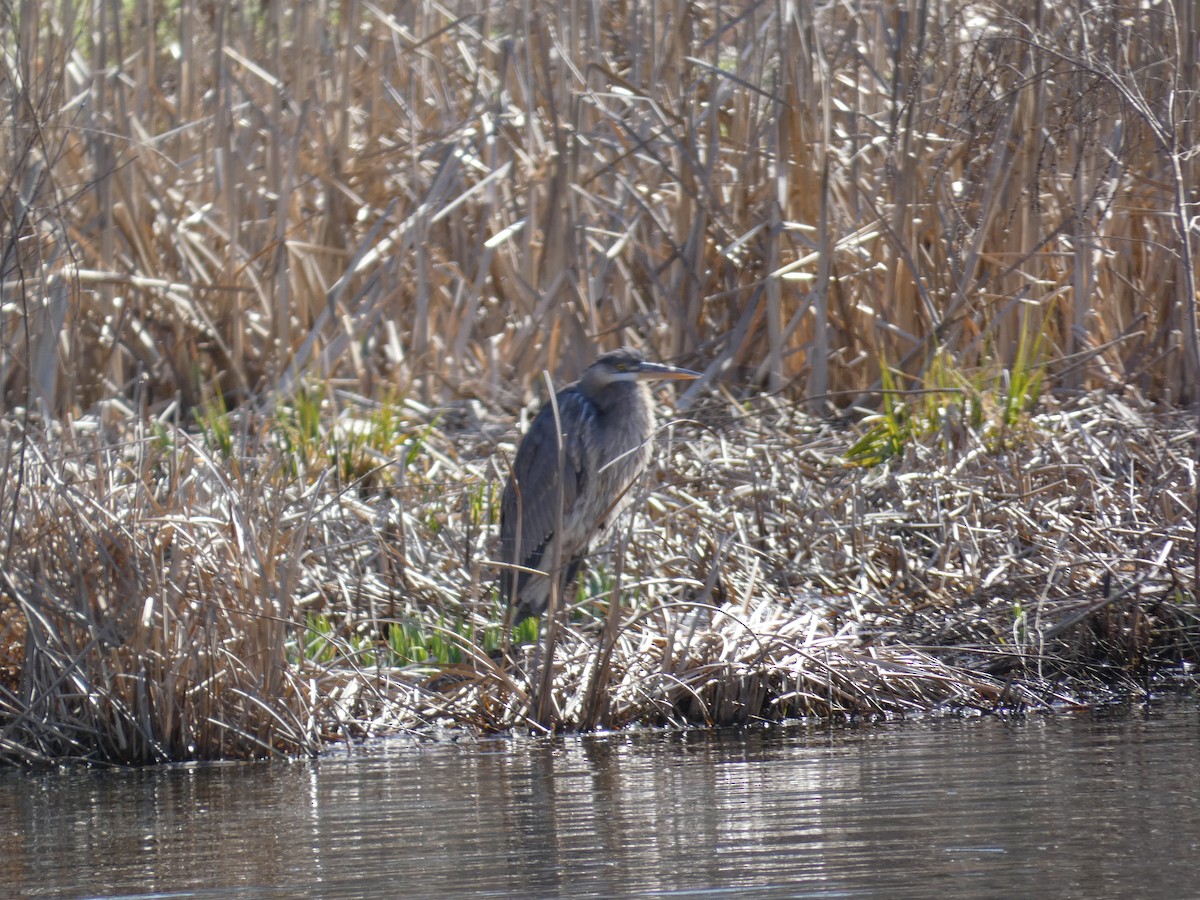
2,389,1195,764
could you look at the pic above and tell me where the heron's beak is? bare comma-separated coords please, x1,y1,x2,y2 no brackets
634,362,701,382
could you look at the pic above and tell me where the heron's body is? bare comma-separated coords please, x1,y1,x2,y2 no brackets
499,349,698,624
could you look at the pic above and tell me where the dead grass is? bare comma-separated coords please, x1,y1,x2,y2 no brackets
2,1,1198,411
0,386,1193,764
0,418,319,762
0,2,1198,762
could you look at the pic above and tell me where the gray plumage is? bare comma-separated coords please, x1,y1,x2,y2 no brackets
499,348,699,624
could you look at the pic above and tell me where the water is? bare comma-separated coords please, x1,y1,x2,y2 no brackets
2,701,1199,898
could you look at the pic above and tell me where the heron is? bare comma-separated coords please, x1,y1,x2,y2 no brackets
499,347,700,625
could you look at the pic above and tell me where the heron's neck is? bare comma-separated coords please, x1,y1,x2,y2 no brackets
595,380,652,422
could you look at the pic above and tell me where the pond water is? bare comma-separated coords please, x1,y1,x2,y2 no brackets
2,699,1198,898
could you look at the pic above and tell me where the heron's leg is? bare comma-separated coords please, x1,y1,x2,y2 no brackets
563,557,585,608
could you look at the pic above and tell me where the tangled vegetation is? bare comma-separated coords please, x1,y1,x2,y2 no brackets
1,0,1197,763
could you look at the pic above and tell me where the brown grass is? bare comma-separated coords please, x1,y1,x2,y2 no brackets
3,0,1198,410
0,419,318,762
0,1,1197,762
2,386,1194,762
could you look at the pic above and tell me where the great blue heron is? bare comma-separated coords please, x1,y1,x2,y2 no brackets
499,348,700,624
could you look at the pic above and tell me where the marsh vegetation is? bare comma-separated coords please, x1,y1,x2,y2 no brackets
1,0,1197,764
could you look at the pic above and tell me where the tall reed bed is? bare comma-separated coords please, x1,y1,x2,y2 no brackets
1,2,1197,762
2,0,1197,411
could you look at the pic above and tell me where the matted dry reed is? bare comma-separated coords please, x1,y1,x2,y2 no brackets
0,387,1195,764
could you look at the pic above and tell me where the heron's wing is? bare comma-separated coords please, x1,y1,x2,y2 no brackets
499,387,591,589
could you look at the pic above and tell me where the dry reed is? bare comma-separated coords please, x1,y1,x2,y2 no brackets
3,1,1198,410
1,1,1198,762
1,385,1194,762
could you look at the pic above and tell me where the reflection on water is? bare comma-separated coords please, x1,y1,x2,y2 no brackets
2,700,1198,898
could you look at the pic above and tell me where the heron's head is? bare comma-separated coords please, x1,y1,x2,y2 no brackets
580,348,701,393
